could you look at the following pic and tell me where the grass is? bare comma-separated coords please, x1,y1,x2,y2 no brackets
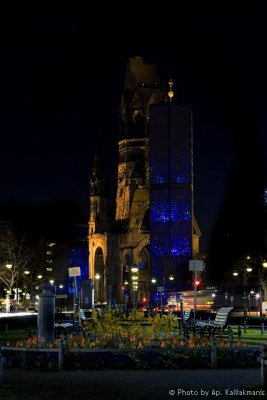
0,329,29,345
214,326,267,347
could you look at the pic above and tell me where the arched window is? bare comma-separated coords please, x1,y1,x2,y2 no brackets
94,247,105,302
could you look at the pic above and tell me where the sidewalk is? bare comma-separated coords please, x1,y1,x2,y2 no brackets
1,368,264,400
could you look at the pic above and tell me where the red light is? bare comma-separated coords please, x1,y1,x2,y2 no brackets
143,297,146,302
195,280,200,286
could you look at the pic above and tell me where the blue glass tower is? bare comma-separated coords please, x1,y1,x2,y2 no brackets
149,103,193,291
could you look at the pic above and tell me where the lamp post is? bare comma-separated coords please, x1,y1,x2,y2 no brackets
23,269,31,305
5,264,13,310
262,261,267,302
233,266,252,315
169,274,174,289
150,277,157,310
95,273,100,304
131,266,138,309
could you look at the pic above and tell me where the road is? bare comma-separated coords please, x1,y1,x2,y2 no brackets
1,367,264,400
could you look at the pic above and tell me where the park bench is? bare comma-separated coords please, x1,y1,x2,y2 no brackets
177,309,193,324
80,309,92,322
195,307,233,335
177,309,194,337
54,321,73,338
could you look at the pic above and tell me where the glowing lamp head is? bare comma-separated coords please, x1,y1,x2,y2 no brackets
168,79,174,102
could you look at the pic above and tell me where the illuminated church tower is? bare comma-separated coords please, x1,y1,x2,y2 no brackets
88,57,201,304
114,57,165,300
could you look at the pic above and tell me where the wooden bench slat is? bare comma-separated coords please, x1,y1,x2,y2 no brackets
195,307,233,332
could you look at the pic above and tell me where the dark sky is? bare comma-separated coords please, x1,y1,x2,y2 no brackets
0,1,266,262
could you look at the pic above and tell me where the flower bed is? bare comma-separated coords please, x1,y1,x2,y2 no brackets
0,312,262,370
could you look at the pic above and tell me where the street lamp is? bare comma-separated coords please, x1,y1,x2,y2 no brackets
6,264,20,304
131,266,139,308
23,269,31,304
233,266,252,315
5,264,13,312
95,273,100,304
150,278,157,310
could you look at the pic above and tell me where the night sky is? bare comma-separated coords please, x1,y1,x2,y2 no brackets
0,2,266,274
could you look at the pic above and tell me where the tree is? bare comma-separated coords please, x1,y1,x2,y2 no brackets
0,229,33,293
0,229,50,300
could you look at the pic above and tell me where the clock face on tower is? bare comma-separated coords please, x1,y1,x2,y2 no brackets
118,166,126,186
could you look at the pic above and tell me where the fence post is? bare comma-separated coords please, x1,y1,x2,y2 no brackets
261,345,267,388
228,326,233,347
210,337,217,369
58,341,64,371
0,352,6,384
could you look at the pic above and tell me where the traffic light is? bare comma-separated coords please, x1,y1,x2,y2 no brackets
194,280,200,291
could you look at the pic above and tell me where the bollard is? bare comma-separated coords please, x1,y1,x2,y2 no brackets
261,345,267,388
4,324,8,336
228,326,233,347
0,353,6,384
243,320,247,333
262,323,265,336
58,341,64,371
210,337,217,369
38,281,56,345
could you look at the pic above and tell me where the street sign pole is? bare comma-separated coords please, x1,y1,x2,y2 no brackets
189,260,204,321
193,270,198,320
73,276,80,331
69,267,81,332
157,286,164,317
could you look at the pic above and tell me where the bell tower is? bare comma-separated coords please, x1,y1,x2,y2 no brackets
116,57,165,223
89,135,108,235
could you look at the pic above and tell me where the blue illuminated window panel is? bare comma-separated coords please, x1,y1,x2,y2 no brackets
149,104,193,289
